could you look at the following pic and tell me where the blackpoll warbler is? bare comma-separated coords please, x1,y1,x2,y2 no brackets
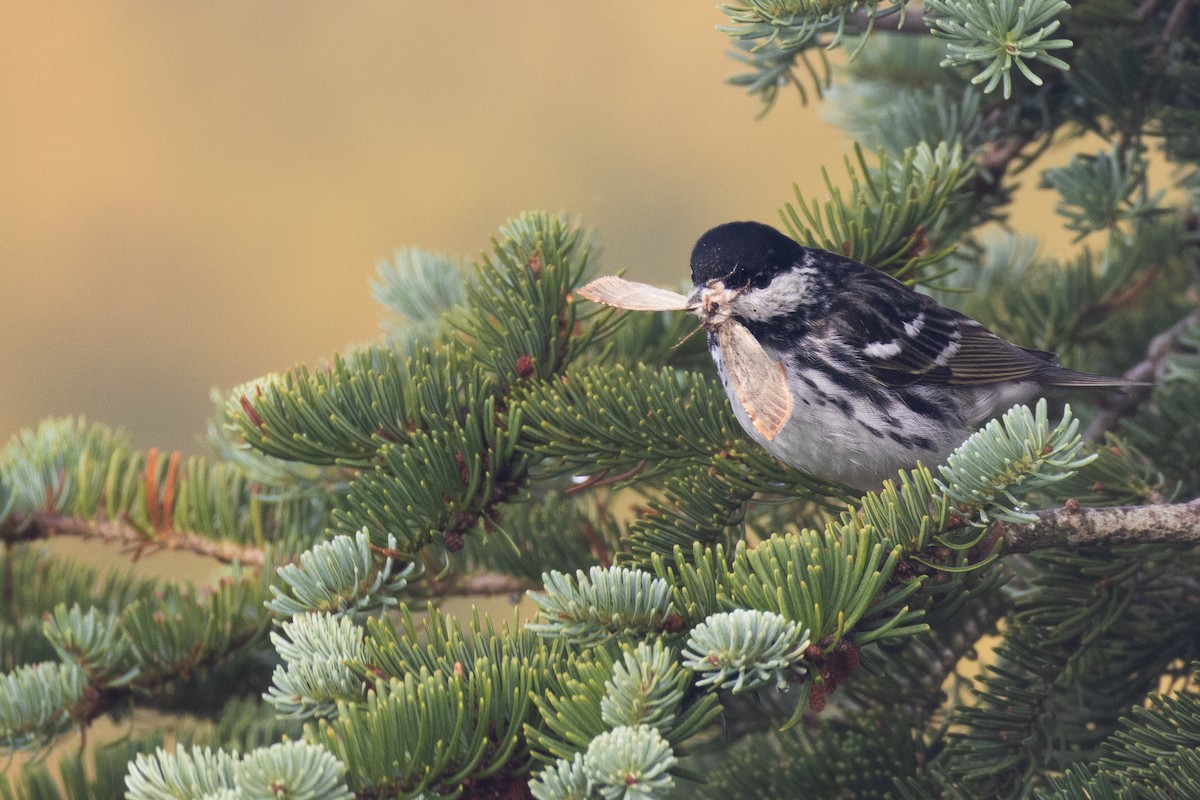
580,221,1129,490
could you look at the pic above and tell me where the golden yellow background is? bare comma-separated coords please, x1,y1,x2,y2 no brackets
1,3,1073,455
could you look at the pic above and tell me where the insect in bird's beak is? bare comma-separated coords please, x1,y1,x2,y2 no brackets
693,280,738,326
575,276,793,439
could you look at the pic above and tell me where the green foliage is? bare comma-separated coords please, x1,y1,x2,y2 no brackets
454,212,598,384
935,400,1094,523
0,737,164,800
528,639,721,766
530,753,590,800
43,605,138,689
225,213,607,568
934,542,1200,798
1160,42,1200,164
118,569,271,684
1042,145,1165,242
727,35,832,111
0,418,324,551
205,697,306,753
726,522,921,647
528,646,624,764
373,246,467,344
924,0,1072,98
601,641,690,732
940,219,1194,375
781,141,974,282
225,347,450,466
5,7,1200,798
125,745,237,800
1059,673,1200,797
460,490,619,582
831,82,984,157
622,452,847,569
264,613,365,720
1063,26,1146,139
358,603,544,692
0,418,128,514
0,662,86,750
236,741,353,800
681,609,810,693
583,725,676,800
329,388,527,552
0,546,160,676
315,658,533,799
694,710,929,800
719,1,910,110
390,626,540,753
125,742,351,800
266,530,414,617
528,566,676,645
1123,323,1200,496
519,363,744,485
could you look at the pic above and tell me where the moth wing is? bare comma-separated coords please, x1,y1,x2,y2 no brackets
576,276,691,311
718,321,793,440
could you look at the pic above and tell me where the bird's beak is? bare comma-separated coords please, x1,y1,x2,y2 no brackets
692,280,735,319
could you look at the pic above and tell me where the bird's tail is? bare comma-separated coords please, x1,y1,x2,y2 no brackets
1048,367,1149,390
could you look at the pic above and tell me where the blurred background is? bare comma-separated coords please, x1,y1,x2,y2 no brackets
0,3,1068,454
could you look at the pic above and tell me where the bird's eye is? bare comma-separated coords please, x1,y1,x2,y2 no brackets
750,272,773,290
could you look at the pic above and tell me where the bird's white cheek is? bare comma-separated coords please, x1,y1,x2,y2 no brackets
728,269,811,322
730,296,777,321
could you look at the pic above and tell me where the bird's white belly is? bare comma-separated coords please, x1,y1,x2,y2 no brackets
711,346,965,490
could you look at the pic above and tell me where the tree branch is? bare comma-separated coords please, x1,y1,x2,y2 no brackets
1083,306,1200,441
850,7,929,35
1149,0,1195,63
1,511,548,598
997,498,1200,553
428,571,540,598
1,511,267,568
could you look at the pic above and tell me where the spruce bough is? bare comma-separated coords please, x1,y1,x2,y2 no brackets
3,3,1200,798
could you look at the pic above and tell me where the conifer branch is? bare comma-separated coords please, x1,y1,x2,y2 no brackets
1083,305,1200,441
6,6,1200,791
1149,0,1195,64
997,498,1200,553
430,571,541,598
1,511,267,567
850,7,928,35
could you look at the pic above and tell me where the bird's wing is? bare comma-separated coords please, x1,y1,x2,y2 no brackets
828,268,1057,387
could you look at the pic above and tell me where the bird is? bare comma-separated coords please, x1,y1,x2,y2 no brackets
579,220,1129,490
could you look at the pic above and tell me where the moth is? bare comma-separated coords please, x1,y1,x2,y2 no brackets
576,275,793,439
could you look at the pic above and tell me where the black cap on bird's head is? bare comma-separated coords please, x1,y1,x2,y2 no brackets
690,221,805,289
